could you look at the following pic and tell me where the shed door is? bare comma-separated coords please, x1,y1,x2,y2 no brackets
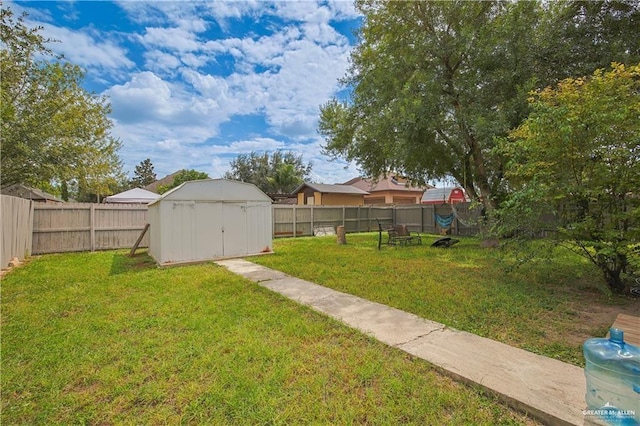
196,202,224,259
169,201,197,262
222,203,247,257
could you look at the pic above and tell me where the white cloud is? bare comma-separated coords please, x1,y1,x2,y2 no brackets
209,138,287,154
27,20,135,74
13,0,364,184
140,27,201,52
143,50,181,73
106,72,173,123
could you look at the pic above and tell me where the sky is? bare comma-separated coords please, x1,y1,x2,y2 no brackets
9,0,364,184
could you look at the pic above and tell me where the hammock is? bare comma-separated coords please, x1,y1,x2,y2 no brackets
434,213,454,228
451,202,483,227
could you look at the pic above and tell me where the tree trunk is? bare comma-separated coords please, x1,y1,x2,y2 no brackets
336,226,347,245
598,253,630,295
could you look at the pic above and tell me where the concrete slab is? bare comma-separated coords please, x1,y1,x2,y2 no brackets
216,259,588,426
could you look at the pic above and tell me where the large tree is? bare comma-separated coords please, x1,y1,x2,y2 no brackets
129,158,157,188
497,63,640,294
320,1,541,215
0,8,123,198
534,1,640,85
224,151,312,194
319,0,640,216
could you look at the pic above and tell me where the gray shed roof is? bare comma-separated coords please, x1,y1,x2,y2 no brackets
149,179,272,205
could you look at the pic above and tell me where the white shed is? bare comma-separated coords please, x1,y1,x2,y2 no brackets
147,179,273,265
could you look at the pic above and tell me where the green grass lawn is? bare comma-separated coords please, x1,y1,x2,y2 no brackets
1,250,537,425
252,233,639,366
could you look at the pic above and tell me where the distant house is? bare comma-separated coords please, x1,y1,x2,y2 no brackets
421,187,469,205
293,183,369,206
344,175,432,205
144,171,182,194
0,184,64,203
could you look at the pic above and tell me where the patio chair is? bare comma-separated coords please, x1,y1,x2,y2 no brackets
395,224,422,245
387,228,399,246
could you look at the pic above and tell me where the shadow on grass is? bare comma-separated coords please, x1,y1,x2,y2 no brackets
109,249,157,275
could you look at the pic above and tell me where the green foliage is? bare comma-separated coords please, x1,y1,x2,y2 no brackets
157,169,209,194
535,1,640,86
266,163,304,194
0,8,124,198
498,63,640,294
319,0,640,215
224,151,312,194
320,1,543,212
129,158,157,188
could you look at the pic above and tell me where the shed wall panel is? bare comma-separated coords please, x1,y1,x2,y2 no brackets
195,202,223,260
160,202,195,263
221,203,248,257
246,202,272,253
148,204,160,262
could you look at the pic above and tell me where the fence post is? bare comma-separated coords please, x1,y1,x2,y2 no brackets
293,205,297,238
90,204,95,252
342,206,346,228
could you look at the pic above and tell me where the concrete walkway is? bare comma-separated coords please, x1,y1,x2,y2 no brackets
216,258,587,426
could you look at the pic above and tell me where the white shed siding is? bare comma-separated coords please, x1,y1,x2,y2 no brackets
148,203,161,261
195,202,224,261
167,202,198,263
218,203,243,256
246,201,272,252
148,179,272,265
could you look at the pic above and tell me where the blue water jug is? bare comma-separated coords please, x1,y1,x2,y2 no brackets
583,328,640,425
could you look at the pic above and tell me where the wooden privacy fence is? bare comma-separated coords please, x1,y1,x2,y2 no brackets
273,204,479,238
1,195,34,268
32,203,149,254
15,202,479,257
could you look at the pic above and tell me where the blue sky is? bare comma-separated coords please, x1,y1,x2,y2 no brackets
10,1,363,184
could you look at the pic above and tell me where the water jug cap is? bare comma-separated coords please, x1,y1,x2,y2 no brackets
609,327,624,344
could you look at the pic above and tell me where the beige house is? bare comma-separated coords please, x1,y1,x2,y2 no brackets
343,175,431,205
293,183,369,206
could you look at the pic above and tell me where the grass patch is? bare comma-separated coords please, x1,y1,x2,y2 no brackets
2,250,536,424
252,233,639,366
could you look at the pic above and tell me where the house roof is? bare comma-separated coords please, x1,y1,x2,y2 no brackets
344,175,432,193
144,170,182,194
104,188,160,204
421,187,469,203
1,183,63,202
293,182,369,195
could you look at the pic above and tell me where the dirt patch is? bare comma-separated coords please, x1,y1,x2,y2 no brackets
563,296,640,347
